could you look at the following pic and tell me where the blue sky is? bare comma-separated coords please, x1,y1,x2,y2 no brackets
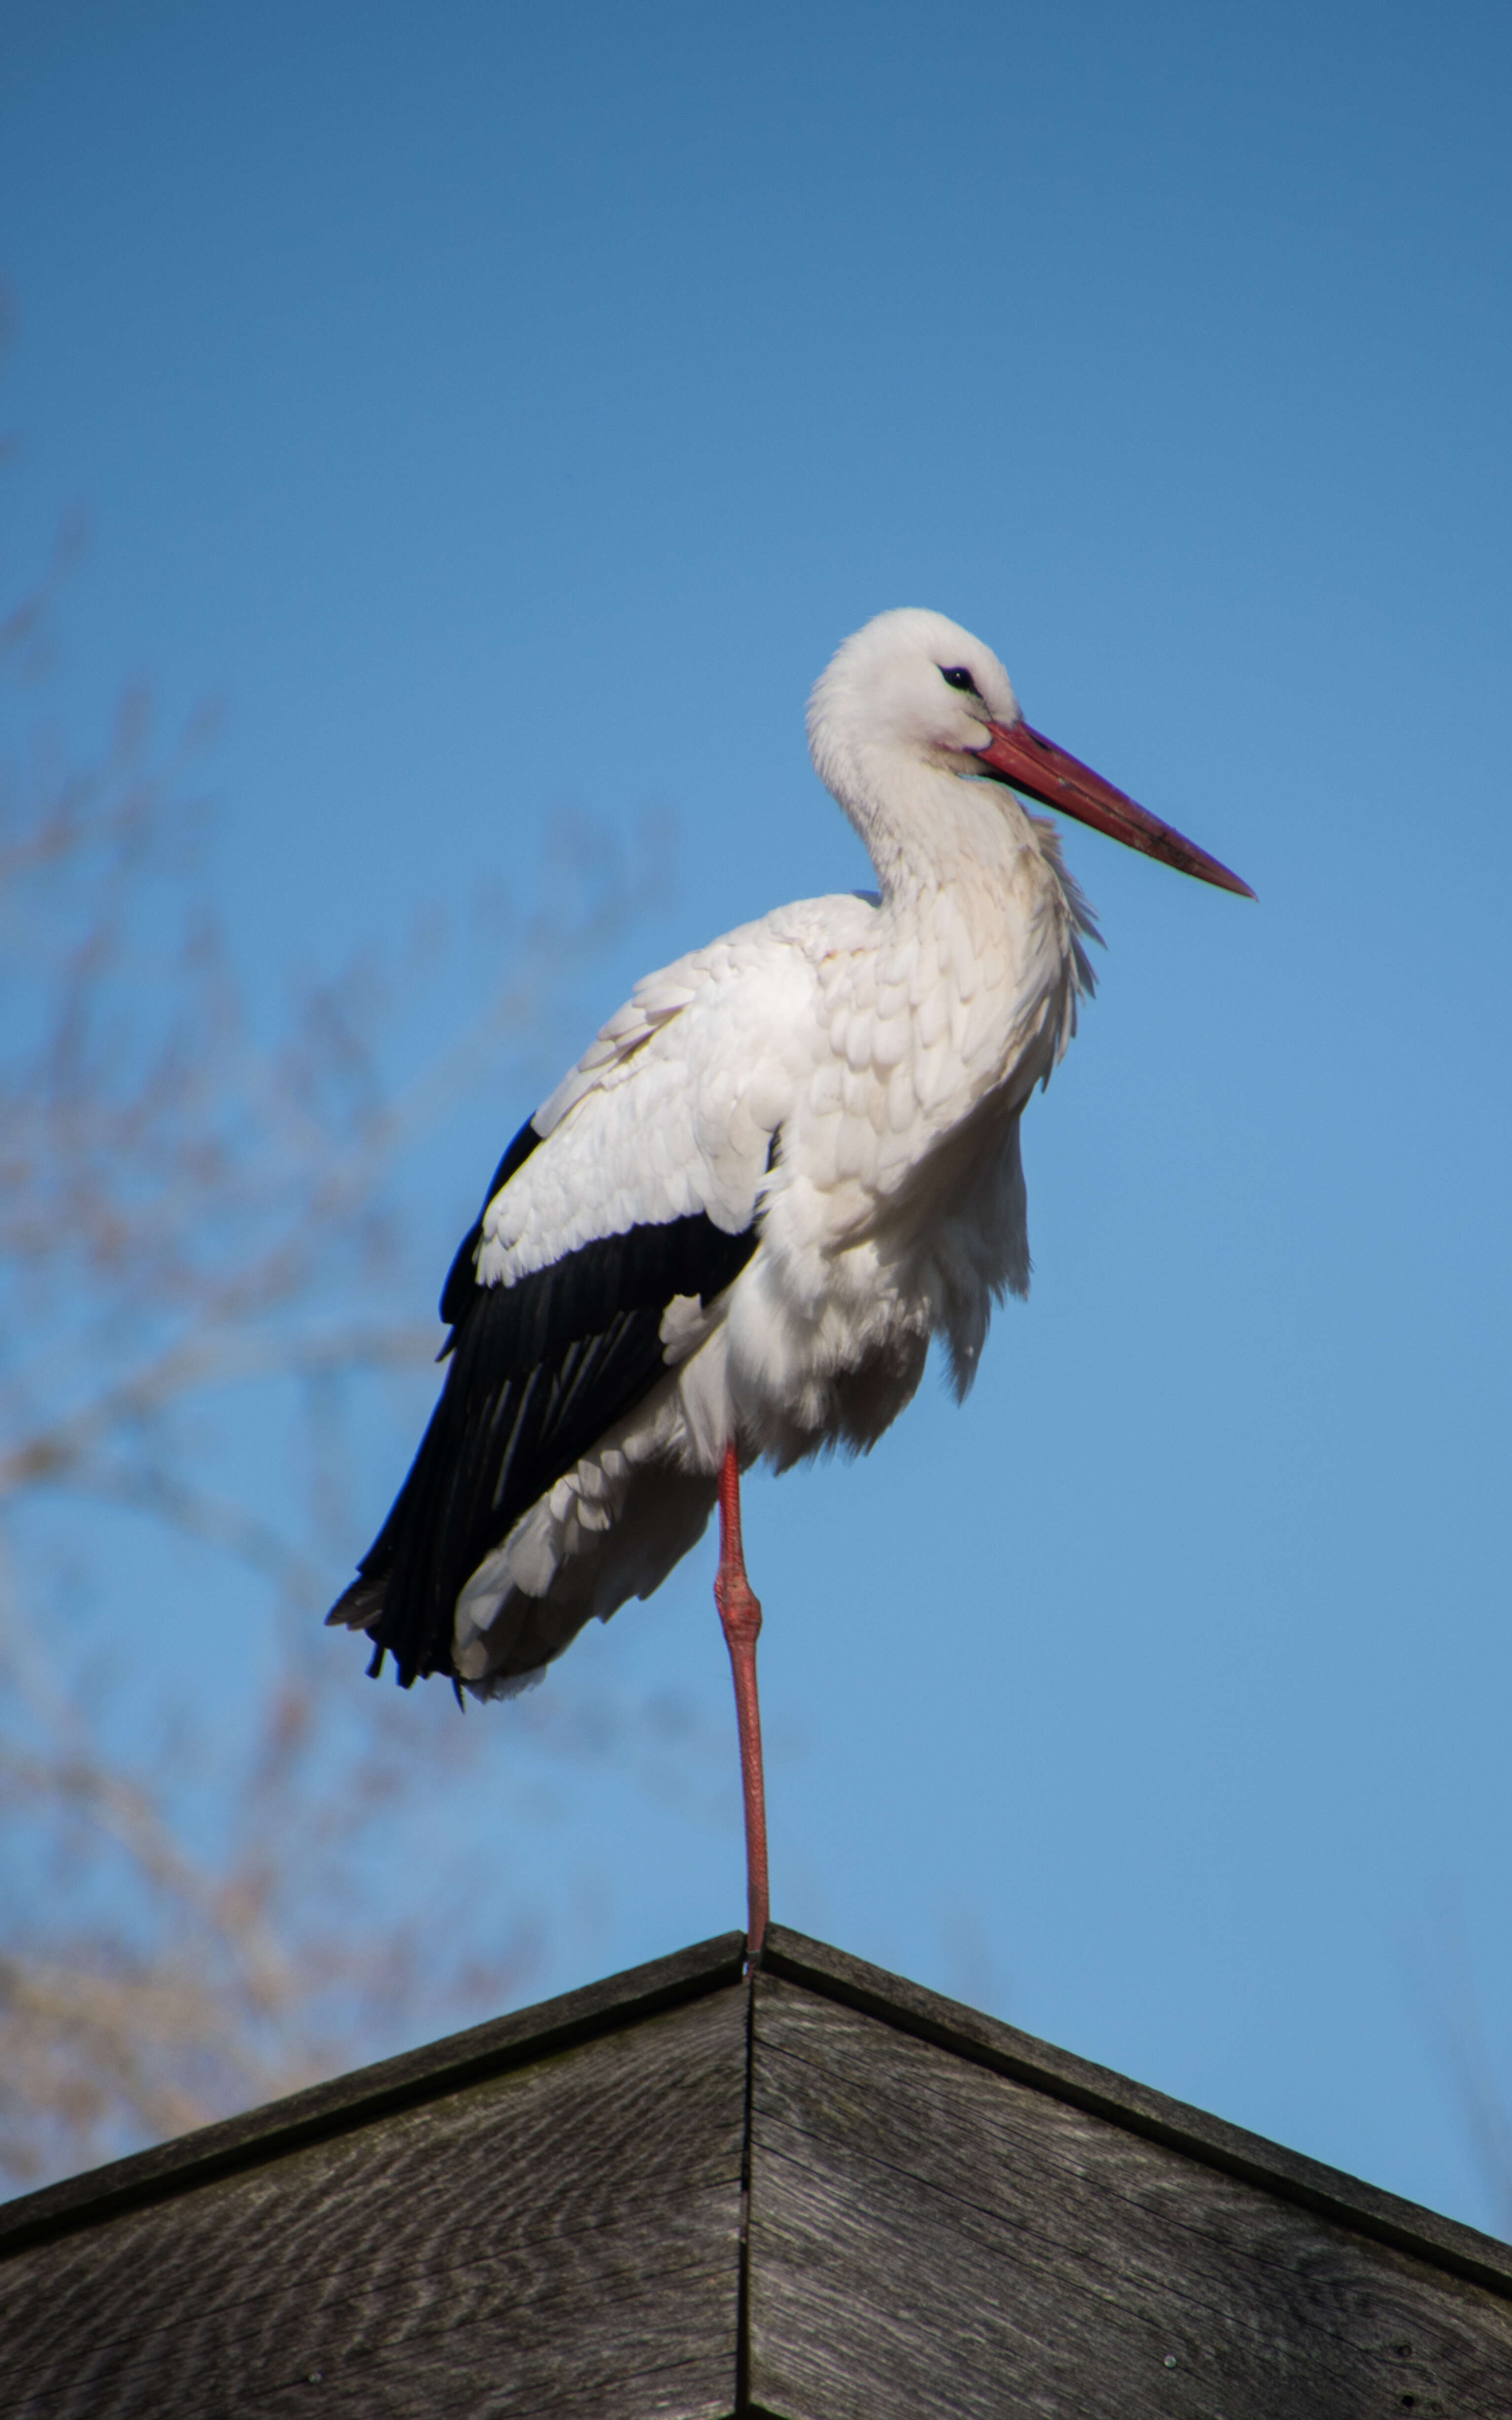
3,0,1511,2230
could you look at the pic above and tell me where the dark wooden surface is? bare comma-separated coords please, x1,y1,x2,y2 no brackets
0,1983,746,2420
7,1920,1512,2420
761,1926,1512,2302
748,1966,1512,2420
0,1930,746,2261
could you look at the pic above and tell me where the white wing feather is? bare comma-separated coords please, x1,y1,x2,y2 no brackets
474,907,852,1288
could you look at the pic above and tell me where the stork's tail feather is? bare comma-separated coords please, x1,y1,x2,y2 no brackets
325,1553,447,1688
329,1484,458,1690
324,1415,461,1690
325,1573,387,1633
324,1572,399,1682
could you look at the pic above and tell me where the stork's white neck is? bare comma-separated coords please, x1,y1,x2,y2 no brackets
830,746,1058,918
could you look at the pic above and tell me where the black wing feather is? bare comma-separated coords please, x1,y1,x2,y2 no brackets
333,1205,759,1687
437,1115,543,1339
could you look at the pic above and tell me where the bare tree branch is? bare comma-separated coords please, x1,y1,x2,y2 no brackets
0,420,690,2195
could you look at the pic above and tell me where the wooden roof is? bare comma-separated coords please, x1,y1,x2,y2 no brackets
3,1923,1510,2417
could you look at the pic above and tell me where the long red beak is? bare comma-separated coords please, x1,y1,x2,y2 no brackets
975,719,1255,899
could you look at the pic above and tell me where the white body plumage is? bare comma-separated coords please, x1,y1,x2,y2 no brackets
459,609,1094,1685
332,606,1245,1698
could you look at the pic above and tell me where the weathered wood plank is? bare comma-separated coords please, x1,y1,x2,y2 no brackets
0,1983,747,2420
760,1924,1512,2300
10,1921,1509,2420
0,1930,746,2260
749,1974,1512,2420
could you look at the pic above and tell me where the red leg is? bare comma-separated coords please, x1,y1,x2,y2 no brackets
714,1441,769,1958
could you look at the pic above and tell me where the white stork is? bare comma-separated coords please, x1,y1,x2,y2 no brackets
329,608,1251,1950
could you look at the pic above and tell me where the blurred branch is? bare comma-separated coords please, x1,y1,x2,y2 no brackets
0,416,687,2195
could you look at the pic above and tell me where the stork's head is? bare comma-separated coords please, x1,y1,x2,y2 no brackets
808,608,1020,780
808,607,1253,899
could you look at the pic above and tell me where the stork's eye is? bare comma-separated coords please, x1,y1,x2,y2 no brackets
940,665,980,695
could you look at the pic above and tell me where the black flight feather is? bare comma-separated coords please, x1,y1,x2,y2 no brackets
437,1115,544,1344
331,1171,760,1687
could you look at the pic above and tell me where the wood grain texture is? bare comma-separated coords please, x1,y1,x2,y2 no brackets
0,1982,747,2420
748,1973,1512,2420
0,1931,746,2260
760,1924,1512,2301
9,1922,1512,2420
